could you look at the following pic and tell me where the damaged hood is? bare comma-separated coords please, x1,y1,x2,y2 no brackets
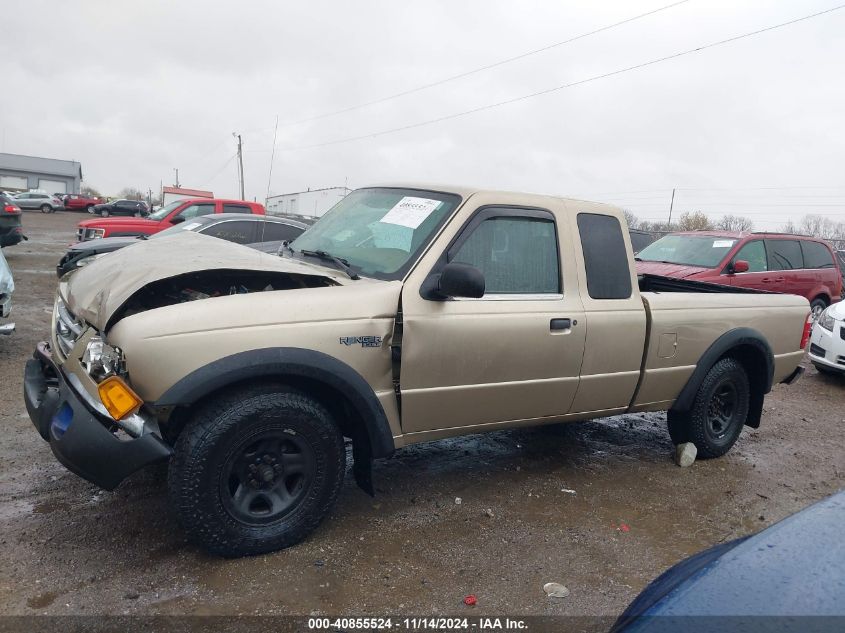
63,231,350,329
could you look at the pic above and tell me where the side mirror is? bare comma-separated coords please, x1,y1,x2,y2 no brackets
437,262,485,298
170,215,186,224
731,260,749,274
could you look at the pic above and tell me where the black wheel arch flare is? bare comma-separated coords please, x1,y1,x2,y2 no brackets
670,328,775,429
154,347,396,462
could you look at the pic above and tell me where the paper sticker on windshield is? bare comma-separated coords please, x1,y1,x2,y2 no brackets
713,239,735,248
182,222,203,231
379,197,442,229
370,221,413,252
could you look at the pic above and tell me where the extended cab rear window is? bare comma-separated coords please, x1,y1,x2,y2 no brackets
577,213,631,299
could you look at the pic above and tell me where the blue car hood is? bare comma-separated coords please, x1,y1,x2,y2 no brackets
618,489,845,625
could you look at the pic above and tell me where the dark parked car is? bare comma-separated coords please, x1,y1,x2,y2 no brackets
57,213,309,276
0,194,25,247
611,489,845,632
12,191,63,213
89,199,149,217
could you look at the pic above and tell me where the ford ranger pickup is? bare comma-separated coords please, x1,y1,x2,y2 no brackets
24,184,809,556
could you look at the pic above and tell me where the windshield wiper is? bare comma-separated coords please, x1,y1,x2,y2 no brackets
298,249,360,280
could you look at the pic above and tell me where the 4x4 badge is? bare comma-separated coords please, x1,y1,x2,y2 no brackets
339,336,382,348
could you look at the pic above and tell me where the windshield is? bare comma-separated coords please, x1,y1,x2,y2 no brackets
638,234,737,268
147,200,183,221
290,187,461,280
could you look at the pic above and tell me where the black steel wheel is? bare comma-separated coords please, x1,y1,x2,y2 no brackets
168,384,346,557
221,430,316,525
667,357,750,458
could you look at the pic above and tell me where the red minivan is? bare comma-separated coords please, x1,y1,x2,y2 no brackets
636,231,842,316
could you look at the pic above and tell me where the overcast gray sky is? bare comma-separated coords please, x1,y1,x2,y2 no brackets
2,0,844,229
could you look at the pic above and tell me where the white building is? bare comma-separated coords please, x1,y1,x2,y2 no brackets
266,186,351,218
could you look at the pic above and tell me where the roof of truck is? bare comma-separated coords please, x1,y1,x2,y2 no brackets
368,182,624,210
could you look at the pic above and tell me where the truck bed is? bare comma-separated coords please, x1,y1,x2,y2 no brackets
638,273,770,294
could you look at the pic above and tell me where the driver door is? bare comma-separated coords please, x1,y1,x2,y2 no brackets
398,203,586,435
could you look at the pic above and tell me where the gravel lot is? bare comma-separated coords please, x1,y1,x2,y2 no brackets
1,211,843,620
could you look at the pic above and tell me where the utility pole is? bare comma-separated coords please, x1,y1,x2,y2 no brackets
667,188,676,228
174,168,180,188
265,115,279,205
233,132,244,200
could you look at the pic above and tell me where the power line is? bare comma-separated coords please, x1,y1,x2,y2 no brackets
278,4,845,152
278,0,692,129
196,154,237,188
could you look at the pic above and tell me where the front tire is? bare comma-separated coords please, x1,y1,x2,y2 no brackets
40,204,51,213
167,384,346,557
810,297,828,320
667,358,750,458
100,209,109,217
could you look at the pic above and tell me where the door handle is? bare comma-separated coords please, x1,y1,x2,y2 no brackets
761,278,772,283
550,318,572,331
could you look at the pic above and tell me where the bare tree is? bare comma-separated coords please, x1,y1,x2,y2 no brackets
117,187,144,201
622,209,640,229
677,211,713,231
780,220,798,234
717,214,754,232
80,184,102,198
799,214,840,240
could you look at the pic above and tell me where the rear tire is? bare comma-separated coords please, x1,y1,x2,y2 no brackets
667,358,750,458
100,209,109,217
167,384,346,557
85,204,94,212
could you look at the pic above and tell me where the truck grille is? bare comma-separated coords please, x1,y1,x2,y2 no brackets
840,326,845,341
76,227,85,241
55,297,84,358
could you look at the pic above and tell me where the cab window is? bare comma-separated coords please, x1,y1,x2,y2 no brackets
733,240,767,272
451,213,560,295
177,203,216,220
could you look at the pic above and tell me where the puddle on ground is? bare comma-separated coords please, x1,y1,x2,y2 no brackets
26,591,59,609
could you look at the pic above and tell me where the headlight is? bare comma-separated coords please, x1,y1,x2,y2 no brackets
86,228,105,240
818,308,835,332
81,335,125,380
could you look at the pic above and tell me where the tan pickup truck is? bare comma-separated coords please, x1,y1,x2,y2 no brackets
24,184,810,556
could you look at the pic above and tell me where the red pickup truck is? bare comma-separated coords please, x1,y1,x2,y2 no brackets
77,198,265,241
63,194,106,212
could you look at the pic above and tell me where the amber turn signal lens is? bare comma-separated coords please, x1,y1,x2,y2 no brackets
97,376,142,420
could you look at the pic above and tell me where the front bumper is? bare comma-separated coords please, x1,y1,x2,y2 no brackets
23,341,173,490
808,322,845,373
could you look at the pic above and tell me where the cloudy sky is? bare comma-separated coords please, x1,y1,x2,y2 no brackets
2,0,844,229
